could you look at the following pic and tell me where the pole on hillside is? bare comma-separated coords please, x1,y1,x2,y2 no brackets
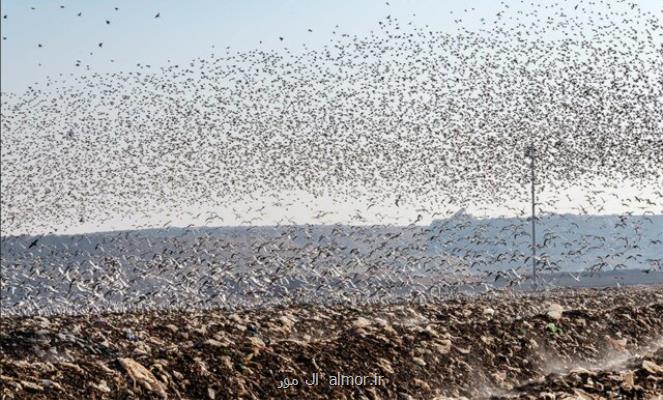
525,145,537,285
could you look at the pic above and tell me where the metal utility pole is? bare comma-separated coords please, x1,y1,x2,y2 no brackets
526,145,537,283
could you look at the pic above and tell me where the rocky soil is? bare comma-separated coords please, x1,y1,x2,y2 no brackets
1,286,662,399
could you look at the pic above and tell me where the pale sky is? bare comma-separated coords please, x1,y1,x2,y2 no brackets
3,0,662,94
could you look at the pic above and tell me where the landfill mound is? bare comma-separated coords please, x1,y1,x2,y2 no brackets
1,286,662,399
492,347,663,399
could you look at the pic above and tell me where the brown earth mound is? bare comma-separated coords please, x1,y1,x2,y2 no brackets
1,286,662,399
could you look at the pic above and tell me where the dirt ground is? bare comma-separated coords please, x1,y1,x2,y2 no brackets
2,286,662,399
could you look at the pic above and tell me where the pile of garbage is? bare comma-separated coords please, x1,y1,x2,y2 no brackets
1,286,662,399
494,347,663,399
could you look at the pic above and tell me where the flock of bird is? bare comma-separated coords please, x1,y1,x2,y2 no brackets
1,0,662,316
2,210,662,315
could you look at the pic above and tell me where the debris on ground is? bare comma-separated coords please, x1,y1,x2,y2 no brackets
1,286,662,399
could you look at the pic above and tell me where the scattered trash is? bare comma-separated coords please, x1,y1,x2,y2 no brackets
1,287,661,399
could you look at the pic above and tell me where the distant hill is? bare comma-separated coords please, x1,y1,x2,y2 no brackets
429,211,662,272
2,212,661,315
2,212,661,273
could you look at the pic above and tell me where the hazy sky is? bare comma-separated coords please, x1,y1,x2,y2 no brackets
4,0,662,94
1,0,478,93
